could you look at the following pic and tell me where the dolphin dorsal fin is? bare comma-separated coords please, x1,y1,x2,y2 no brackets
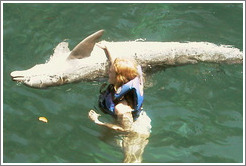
67,30,104,60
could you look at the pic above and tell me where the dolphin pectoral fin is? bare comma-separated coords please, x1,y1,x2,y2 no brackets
67,30,104,60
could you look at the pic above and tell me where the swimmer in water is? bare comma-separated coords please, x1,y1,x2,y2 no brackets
88,43,151,163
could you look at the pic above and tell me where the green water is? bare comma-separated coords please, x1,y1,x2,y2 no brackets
3,3,244,163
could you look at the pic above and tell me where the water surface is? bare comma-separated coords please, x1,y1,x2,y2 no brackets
3,3,244,163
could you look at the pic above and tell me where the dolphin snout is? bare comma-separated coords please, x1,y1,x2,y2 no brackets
10,69,65,88
10,71,26,82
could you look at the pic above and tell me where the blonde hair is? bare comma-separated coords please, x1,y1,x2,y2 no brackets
113,58,139,89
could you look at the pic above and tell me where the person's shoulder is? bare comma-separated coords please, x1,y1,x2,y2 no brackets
115,100,132,115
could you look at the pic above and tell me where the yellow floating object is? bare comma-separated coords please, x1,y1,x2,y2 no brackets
38,117,48,123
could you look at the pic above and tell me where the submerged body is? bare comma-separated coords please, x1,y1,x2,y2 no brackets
89,109,151,163
10,30,243,88
122,111,151,163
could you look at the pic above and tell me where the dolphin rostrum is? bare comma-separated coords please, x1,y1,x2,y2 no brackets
10,30,243,88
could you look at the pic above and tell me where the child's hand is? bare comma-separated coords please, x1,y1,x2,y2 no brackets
96,42,107,50
88,110,101,124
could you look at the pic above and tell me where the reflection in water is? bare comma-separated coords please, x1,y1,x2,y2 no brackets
97,111,151,163
121,131,150,163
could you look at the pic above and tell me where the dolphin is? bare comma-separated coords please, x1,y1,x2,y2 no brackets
10,30,243,88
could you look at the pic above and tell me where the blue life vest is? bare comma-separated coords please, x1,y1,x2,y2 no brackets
98,66,144,120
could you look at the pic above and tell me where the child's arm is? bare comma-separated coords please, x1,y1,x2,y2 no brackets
96,43,114,64
88,110,126,132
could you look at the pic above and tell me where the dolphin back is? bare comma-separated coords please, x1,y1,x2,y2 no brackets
10,30,243,89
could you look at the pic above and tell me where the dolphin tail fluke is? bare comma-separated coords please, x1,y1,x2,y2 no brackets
67,29,104,60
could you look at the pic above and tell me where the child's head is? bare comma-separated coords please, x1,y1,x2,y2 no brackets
109,58,139,88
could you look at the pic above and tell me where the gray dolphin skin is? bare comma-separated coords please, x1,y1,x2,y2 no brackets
10,30,243,88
